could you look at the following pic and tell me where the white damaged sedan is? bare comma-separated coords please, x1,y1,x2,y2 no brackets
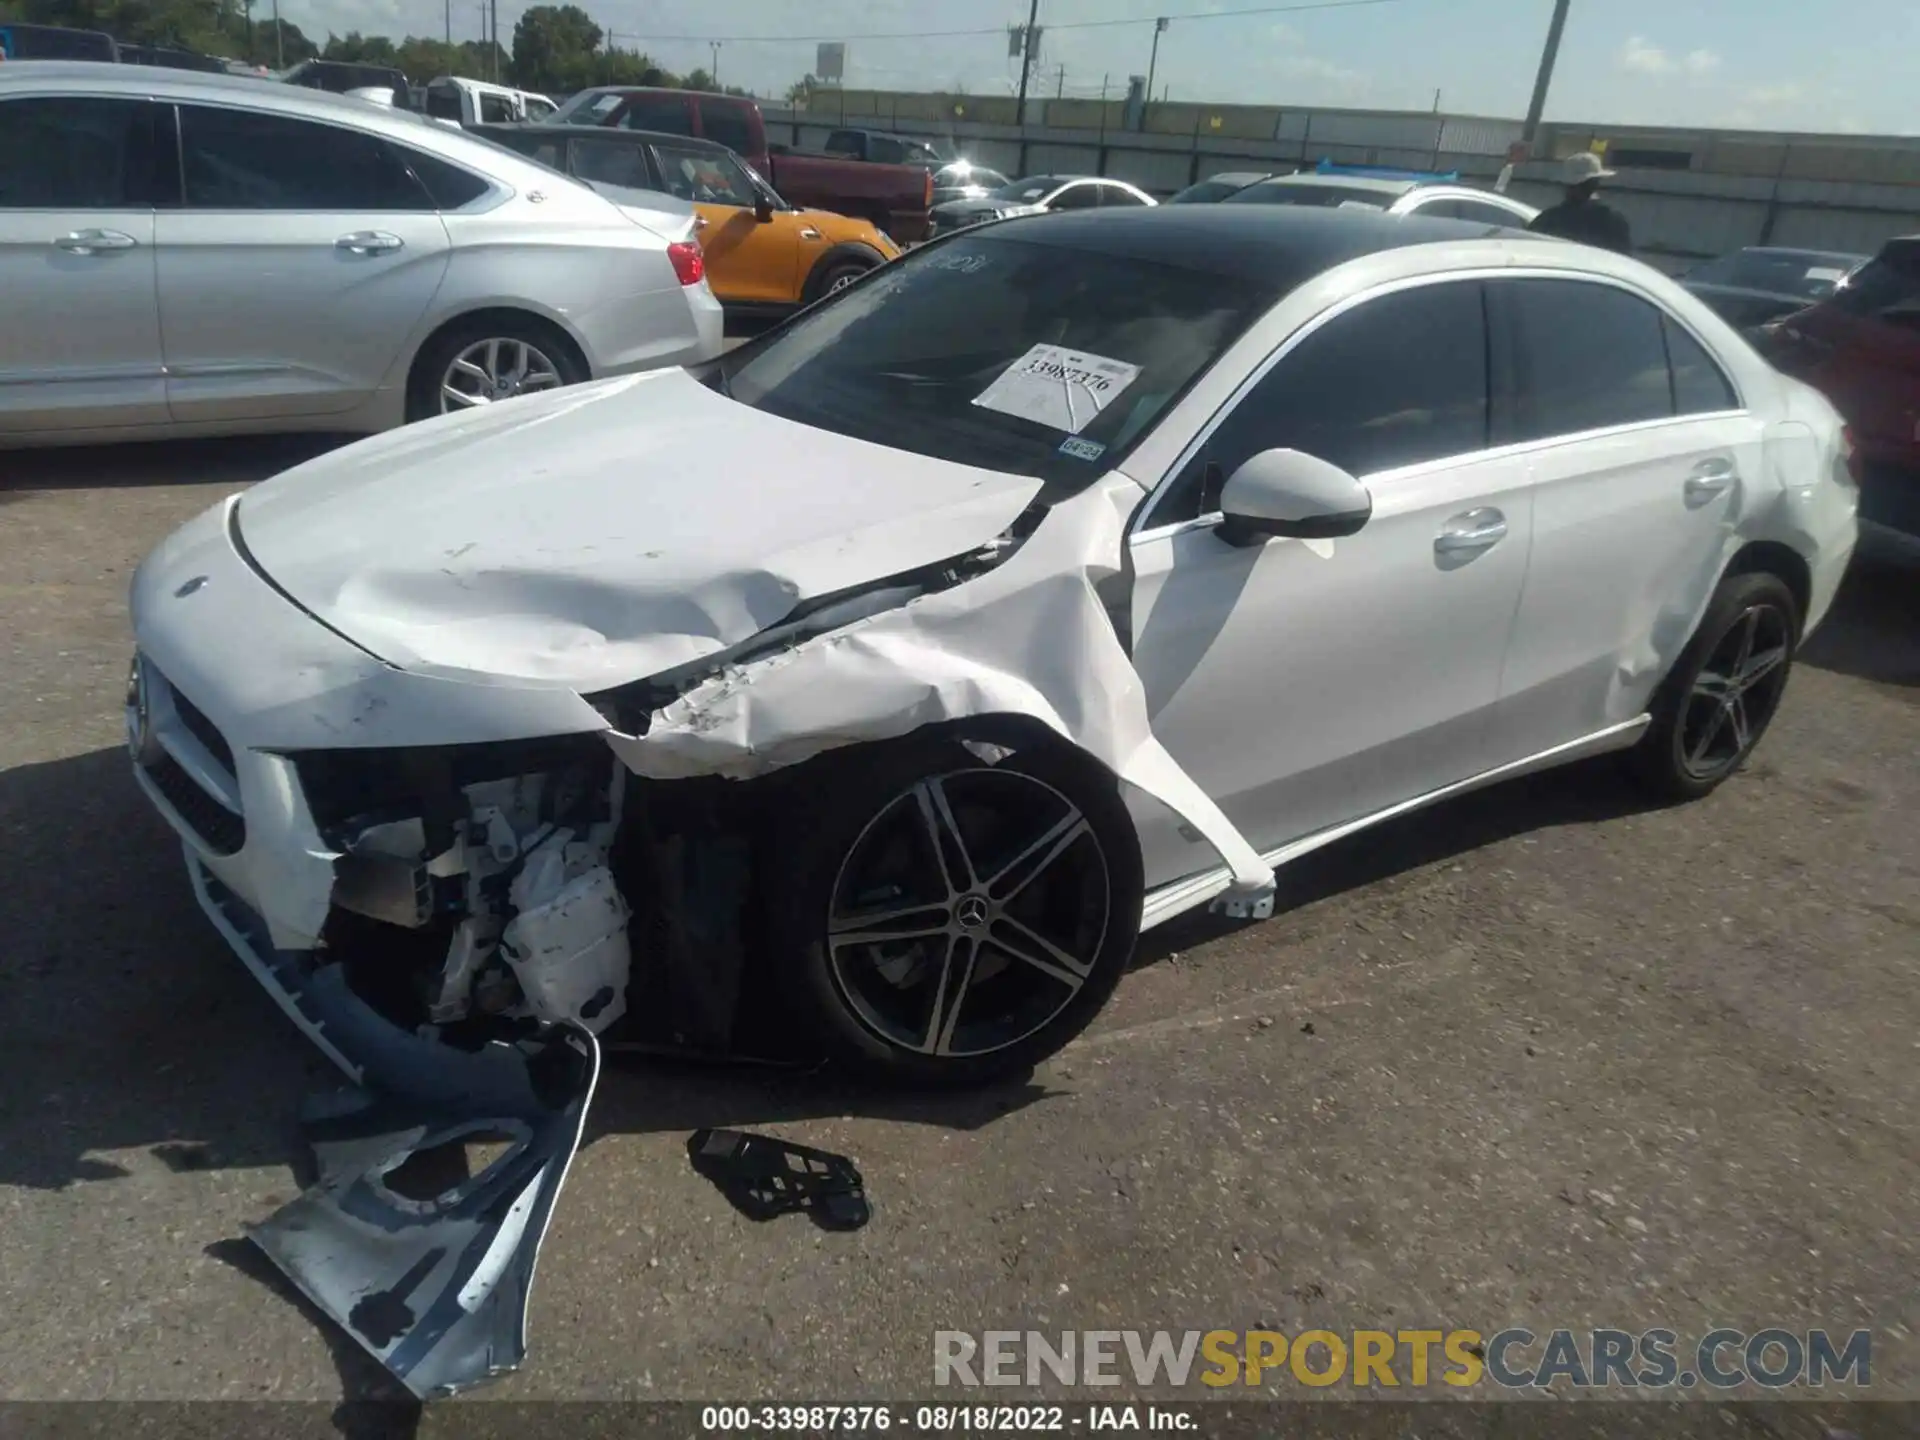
127,205,1856,1395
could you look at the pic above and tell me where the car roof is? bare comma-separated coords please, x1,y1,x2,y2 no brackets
982,203,1511,285
1243,173,1420,198
1729,246,1867,263
1203,172,1274,184
478,121,729,153
0,61,571,182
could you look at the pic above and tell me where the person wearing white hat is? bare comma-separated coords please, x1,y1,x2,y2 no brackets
1526,150,1633,255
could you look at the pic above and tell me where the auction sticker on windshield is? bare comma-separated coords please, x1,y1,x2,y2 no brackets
972,344,1142,435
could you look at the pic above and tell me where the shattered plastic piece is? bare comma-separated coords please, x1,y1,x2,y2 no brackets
687,1128,871,1231
500,849,631,1033
247,1024,599,1400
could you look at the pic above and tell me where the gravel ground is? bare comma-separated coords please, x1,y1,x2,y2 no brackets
1,438,1915,1417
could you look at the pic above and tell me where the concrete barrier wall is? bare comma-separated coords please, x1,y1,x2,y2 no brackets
766,102,1920,267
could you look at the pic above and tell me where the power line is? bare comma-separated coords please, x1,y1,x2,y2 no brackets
602,0,1413,47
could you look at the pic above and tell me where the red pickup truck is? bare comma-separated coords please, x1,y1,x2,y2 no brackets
548,87,934,243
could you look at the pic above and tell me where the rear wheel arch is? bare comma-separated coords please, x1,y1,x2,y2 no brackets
402,307,592,420
1721,539,1812,623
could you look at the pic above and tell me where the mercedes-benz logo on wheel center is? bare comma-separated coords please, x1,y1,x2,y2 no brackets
956,895,990,930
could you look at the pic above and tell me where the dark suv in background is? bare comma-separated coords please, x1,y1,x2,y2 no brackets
1758,236,1920,540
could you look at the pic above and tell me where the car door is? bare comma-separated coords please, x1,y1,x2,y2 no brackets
652,140,800,305
1127,278,1534,870
154,102,453,422
0,93,171,433
1488,275,1757,757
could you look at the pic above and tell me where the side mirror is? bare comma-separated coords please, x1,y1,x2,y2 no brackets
753,194,776,223
1216,448,1371,546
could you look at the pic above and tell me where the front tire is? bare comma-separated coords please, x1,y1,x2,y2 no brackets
764,730,1144,1087
1631,570,1801,801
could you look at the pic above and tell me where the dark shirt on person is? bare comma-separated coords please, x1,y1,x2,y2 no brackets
1527,196,1633,255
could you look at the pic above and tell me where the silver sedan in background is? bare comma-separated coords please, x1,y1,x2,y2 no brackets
0,62,723,447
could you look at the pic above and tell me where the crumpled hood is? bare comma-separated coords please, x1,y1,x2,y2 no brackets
234,369,1043,690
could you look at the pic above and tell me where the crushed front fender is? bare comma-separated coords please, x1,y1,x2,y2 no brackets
246,1023,599,1399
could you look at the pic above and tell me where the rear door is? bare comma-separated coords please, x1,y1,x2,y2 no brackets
0,93,171,433
155,102,453,422
1489,276,1756,756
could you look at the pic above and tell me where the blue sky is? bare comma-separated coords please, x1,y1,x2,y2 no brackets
289,0,1918,134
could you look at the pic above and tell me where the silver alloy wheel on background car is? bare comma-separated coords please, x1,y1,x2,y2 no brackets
827,269,861,293
824,768,1113,1059
440,337,565,412
1678,600,1793,781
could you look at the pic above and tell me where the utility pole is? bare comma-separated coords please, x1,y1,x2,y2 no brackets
1520,0,1571,147
271,0,282,67
1056,64,1064,98
1013,0,1040,124
710,40,721,86
489,0,500,80
1144,17,1168,114
444,0,450,48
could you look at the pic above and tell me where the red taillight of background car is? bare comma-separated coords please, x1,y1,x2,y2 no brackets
667,241,705,287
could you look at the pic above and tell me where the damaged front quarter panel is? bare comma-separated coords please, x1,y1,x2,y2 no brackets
248,1023,599,1400
603,483,1277,912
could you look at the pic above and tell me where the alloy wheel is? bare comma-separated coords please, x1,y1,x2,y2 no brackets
827,269,861,293
1678,602,1792,781
825,768,1113,1059
439,337,564,412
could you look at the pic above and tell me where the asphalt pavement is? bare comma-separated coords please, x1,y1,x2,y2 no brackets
1,436,1915,1414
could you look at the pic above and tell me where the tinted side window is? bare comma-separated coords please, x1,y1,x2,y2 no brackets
1099,184,1149,207
1663,317,1739,414
0,96,166,208
697,100,755,156
398,148,492,209
1498,278,1673,442
180,106,431,210
651,142,755,206
1829,250,1920,325
1049,184,1100,211
478,92,515,124
425,84,464,121
572,137,653,191
870,137,904,163
1419,196,1526,228
620,94,692,134
1157,281,1489,522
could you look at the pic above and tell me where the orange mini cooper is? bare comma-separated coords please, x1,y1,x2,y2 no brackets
475,122,901,324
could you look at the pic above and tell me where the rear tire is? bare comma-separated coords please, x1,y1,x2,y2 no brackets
405,314,587,423
1630,570,1801,801
762,729,1144,1087
803,257,876,305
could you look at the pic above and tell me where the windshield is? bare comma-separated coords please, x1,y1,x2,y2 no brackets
1689,250,1861,298
989,177,1062,204
1224,181,1391,210
717,232,1280,488
550,90,623,125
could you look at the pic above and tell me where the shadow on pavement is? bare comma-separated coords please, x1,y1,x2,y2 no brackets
1,433,351,496
1799,537,1919,690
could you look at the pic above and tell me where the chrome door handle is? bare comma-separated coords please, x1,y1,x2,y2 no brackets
1434,508,1508,556
1684,457,1737,503
335,231,403,255
54,229,137,254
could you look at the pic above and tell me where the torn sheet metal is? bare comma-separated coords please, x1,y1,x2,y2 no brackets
605,484,1276,907
247,1024,599,1400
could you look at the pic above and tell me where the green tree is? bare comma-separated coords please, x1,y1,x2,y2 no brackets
509,2,600,92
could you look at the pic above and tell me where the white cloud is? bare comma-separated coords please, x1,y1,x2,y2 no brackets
1619,35,1674,74
1684,49,1721,76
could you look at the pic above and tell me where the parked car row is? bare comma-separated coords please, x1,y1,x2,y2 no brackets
0,62,722,444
